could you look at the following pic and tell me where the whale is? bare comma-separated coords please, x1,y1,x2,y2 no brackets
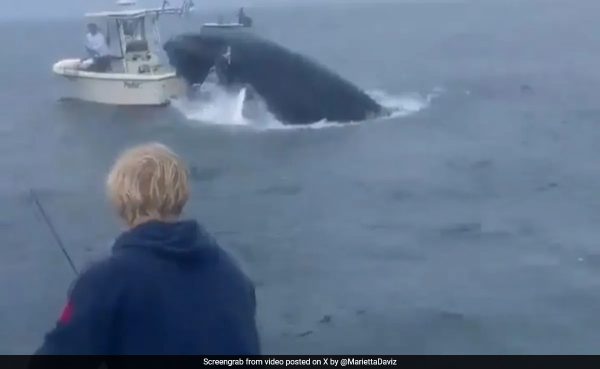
163,30,386,125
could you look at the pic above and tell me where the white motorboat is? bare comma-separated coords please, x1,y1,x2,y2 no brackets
52,1,194,106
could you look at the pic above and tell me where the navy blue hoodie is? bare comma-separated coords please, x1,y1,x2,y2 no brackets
33,220,260,356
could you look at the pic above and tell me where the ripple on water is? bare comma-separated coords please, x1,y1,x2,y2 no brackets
256,184,303,196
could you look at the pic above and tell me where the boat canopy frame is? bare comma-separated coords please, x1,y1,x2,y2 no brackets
85,8,186,19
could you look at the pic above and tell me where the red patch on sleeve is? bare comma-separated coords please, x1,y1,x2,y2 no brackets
59,301,74,324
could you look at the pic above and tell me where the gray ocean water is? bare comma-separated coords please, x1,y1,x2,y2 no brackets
2,0,600,354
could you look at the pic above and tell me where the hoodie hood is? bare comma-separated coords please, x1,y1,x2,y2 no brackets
112,220,219,263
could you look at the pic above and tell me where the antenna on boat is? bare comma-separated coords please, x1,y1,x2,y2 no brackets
158,0,194,16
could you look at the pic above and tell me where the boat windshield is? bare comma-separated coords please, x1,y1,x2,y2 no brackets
102,19,123,57
120,17,146,42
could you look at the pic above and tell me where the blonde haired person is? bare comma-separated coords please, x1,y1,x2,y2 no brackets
33,143,260,358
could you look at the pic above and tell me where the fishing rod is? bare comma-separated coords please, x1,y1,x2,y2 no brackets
30,189,79,276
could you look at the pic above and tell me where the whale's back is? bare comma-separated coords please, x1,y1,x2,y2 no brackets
165,32,383,124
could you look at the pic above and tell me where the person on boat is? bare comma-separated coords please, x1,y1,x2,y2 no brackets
31,143,260,357
84,23,111,72
238,7,253,27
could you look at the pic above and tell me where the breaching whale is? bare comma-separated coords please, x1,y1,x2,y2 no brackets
164,30,386,125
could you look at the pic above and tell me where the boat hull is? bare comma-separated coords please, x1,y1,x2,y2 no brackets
52,59,188,106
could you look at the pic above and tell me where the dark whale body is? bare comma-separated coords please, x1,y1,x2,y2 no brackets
164,30,385,125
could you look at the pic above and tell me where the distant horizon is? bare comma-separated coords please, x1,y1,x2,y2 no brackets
0,0,444,21
0,0,328,21
0,0,266,21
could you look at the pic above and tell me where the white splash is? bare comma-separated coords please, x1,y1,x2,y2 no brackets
367,89,439,120
171,83,249,126
172,83,441,130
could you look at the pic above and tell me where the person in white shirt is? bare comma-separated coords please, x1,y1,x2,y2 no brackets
84,23,111,72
